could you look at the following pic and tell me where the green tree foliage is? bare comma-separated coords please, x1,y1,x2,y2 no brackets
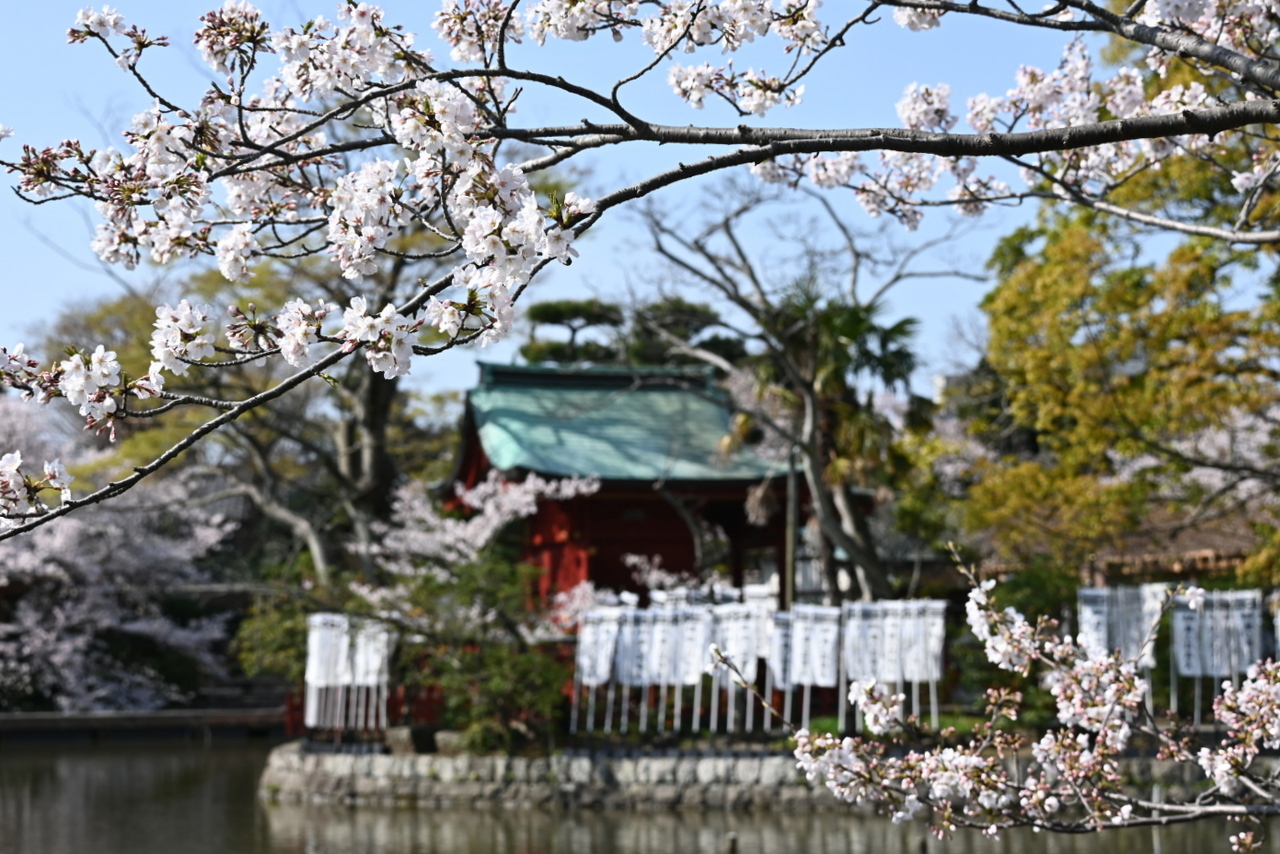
518,295,747,368
965,208,1280,572
628,296,748,367
519,298,624,363
395,549,568,754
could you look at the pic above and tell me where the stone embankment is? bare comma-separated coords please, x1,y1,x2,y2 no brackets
258,741,1245,811
259,741,840,811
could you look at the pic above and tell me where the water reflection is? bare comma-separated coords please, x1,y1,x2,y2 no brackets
264,801,1264,854
0,738,278,854
1,739,1276,854
266,807,925,854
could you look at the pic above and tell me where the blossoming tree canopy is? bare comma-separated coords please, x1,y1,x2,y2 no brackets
0,397,234,711
1,0,1279,532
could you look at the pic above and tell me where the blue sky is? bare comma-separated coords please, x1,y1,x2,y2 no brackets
0,1,1075,394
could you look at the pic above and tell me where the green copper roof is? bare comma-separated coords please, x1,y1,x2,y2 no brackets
469,363,785,482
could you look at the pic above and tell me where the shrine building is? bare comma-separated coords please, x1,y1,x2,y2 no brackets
447,362,794,600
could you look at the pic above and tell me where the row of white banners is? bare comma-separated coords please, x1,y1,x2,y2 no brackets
1077,586,1265,679
574,600,948,693
303,613,397,732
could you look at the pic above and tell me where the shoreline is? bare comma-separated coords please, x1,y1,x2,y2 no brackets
257,740,1254,811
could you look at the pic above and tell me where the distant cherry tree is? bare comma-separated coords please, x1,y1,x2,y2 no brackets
0,397,234,711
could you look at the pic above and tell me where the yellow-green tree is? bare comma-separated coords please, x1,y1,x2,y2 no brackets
965,209,1280,574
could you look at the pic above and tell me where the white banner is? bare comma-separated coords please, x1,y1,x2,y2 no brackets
713,603,760,683
1172,590,1262,678
789,604,841,688
902,600,948,683
304,613,396,730
1076,588,1110,661
614,608,653,687
676,607,713,686
841,600,946,685
645,607,682,686
1079,584,1170,667
770,611,793,691
840,603,880,684
576,608,622,687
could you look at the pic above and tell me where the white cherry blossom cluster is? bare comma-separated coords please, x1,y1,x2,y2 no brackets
547,579,618,631
271,299,338,367
744,29,1238,227
1040,648,1147,751
32,50,324,273
623,552,687,591
668,61,801,114
964,580,1036,674
1187,659,1280,803
434,0,524,62
526,0,639,43
793,728,901,807
856,679,906,736
216,223,257,283
386,79,480,164
13,4,422,292
892,6,943,31
434,0,815,116
792,720,1023,834
353,471,599,629
1198,743,1250,797
750,75,1014,227
0,452,72,524
151,300,216,377
193,0,271,78
271,2,418,101
639,0,771,54
59,346,123,424
0,410,234,710
225,298,338,367
0,338,167,443
527,0,828,55
339,296,421,379
1216,660,1280,751
325,159,413,280
70,5,126,38
788,576,1244,837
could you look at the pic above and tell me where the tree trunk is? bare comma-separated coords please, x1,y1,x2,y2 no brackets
797,443,890,601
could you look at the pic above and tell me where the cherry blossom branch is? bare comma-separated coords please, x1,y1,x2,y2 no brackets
485,97,1280,159
1053,193,1280,244
0,343,353,542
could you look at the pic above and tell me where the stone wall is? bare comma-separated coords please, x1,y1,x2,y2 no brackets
258,741,1259,811
258,741,844,811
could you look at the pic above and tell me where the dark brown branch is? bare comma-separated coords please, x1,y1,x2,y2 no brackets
485,97,1280,160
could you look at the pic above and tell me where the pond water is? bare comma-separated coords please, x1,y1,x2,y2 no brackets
0,737,1273,854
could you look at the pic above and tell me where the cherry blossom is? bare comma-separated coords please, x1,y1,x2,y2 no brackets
0,398,233,711
353,470,599,633
151,300,216,376
778,573,1280,842
0,0,1276,582
4,3,1280,828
